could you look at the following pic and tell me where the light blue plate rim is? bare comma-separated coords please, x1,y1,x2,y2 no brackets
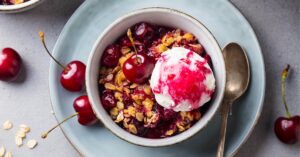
49,0,266,157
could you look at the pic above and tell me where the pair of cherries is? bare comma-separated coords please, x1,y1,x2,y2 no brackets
0,32,98,138
38,32,98,138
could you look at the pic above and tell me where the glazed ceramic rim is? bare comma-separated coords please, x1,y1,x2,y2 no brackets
86,7,226,147
0,0,42,13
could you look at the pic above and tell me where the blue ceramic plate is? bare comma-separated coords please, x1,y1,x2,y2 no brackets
49,0,265,157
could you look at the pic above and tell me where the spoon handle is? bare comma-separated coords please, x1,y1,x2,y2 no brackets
216,100,231,157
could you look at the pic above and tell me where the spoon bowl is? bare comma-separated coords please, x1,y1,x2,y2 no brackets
223,42,250,101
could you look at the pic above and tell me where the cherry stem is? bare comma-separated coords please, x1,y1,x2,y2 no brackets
39,31,66,69
281,64,292,118
41,112,79,139
127,29,140,63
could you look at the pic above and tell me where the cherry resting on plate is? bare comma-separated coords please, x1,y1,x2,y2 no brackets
39,32,86,92
41,95,97,139
274,64,300,144
0,48,22,81
122,28,155,84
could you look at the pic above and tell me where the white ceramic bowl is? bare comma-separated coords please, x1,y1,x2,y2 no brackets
86,7,226,147
0,0,43,13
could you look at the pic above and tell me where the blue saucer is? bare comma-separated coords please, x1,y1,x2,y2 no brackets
49,0,265,156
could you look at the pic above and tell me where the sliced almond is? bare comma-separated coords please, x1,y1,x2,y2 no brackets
4,151,12,157
3,121,13,130
26,140,38,149
0,146,5,157
15,136,23,147
19,124,30,133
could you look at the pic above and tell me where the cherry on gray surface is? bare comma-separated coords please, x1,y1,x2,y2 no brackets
0,0,299,157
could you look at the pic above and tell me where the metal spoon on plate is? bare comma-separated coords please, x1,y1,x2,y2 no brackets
216,43,250,157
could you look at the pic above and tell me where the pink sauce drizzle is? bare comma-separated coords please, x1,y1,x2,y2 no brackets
153,51,214,110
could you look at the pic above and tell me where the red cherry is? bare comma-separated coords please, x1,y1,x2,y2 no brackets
274,65,300,144
39,32,86,92
1,0,12,5
73,95,98,126
275,116,300,144
60,61,86,92
122,53,154,84
134,22,154,40
0,48,22,81
119,36,132,47
101,90,116,110
41,95,98,139
101,44,121,67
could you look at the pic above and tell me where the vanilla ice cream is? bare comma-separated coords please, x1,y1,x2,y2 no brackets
150,47,215,112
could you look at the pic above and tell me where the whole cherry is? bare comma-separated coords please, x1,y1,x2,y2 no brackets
73,95,98,125
274,64,300,144
41,95,97,139
134,22,154,40
119,36,132,47
0,48,22,81
122,28,155,84
101,44,121,67
101,89,117,110
39,32,86,92
123,53,154,84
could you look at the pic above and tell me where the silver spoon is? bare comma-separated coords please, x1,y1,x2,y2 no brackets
216,43,250,157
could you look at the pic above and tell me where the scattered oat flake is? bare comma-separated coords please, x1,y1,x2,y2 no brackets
19,124,30,133
0,146,5,157
3,121,13,130
16,131,26,138
4,151,12,157
26,140,37,149
15,137,23,147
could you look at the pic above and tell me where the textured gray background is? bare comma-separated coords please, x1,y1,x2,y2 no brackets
0,0,299,156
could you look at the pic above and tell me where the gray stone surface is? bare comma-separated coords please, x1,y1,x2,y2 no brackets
0,0,299,157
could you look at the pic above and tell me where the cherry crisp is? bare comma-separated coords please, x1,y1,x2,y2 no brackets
99,22,213,138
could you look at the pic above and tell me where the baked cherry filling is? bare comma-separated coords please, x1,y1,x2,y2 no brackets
99,22,214,138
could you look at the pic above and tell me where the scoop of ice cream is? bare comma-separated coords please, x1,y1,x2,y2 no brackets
150,47,215,112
